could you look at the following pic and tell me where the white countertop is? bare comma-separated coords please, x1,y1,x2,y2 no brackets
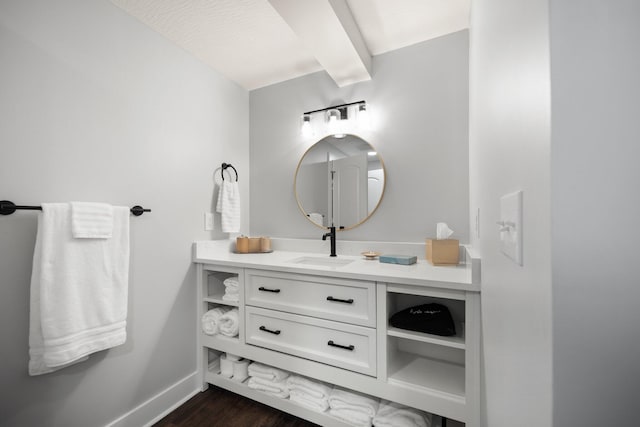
193,240,480,292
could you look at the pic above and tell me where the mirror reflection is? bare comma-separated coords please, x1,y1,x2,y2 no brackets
295,134,385,231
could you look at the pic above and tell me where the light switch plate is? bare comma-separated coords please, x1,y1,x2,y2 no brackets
499,190,523,265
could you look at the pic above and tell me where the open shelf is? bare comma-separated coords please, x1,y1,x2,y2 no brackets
387,352,465,399
204,294,239,307
387,324,465,349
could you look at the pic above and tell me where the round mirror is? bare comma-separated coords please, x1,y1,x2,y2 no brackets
294,134,386,231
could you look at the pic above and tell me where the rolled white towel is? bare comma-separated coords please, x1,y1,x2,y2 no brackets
248,361,290,382
372,400,432,427
286,375,332,400
328,408,372,427
329,387,379,418
224,286,239,295
201,307,231,335
247,376,289,398
219,309,239,337
290,389,329,413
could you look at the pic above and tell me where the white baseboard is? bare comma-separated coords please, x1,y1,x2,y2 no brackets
106,372,200,427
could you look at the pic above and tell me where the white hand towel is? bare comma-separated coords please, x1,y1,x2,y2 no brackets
247,376,289,398
372,400,432,427
248,361,290,382
218,309,239,337
201,307,231,335
29,203,129,376
286,375,332,400
328,408,372,427
70,202,113,238
290,389,329,413
216,181,240,233
329,387,379,418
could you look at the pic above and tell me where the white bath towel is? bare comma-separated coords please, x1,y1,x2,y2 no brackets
224,286,239,295
248,361,290,382
222,293,239,303
218,308,239,337
372,400,432,427
29,203,130,376
70,202,113,238
223,276,239,287
286,375,332,400
201,307,231,335
216,181,240,233
290,389,330,413
329,387,379,418
328,408,372,427
247,376,289,398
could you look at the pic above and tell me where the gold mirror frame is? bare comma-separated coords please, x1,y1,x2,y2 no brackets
294,134,386,231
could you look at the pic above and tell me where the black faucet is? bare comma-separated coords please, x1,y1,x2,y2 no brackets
322,226,337,257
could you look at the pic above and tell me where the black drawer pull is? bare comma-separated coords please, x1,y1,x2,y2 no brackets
258,286,281,293
259,326,281,335
326,296,354,304
327,340,354,351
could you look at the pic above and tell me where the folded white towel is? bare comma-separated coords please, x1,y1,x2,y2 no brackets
222,293,239,303
247,376,289,398
201,307,231,335
70,202,113,238
248,361,290,382
329,408,372,427
219,309,239,337
286,375,332,400
224,286,239,295
223,276,239,287
372,400,432,427
329,387,379,418
216,181,240,233
290,389,329,413
29,203,129,376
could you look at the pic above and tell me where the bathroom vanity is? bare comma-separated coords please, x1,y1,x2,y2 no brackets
193,240,481,427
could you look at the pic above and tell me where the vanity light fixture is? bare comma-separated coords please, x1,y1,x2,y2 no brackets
300,100,366,137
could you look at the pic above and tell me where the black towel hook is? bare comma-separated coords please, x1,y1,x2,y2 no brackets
221,163,238,182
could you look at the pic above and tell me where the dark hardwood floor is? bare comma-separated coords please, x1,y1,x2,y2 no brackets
153,386,320,427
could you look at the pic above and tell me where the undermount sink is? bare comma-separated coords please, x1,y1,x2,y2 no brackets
289,256,354,267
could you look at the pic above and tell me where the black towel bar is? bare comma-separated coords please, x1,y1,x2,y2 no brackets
0,200,151,216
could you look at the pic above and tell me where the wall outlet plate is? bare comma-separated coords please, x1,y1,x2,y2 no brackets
499,190,523,265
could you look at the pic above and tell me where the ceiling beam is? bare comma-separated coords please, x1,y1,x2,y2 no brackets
268,0,372,87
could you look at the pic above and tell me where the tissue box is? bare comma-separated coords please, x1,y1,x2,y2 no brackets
426,239,459,265
379,254,417,265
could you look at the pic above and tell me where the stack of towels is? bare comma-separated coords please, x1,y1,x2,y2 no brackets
372,400,432,427
286,375,333,413
222,276,239,302
247,362,290,399
201,307,239,338
328,387,380,427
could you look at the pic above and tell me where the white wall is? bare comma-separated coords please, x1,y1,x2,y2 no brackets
0,1,249,426
249,31,470,243
550,1,640,424
468,0,553,426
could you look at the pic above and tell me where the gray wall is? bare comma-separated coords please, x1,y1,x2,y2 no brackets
0,1,249,426
550,0,640,425
469,0,553,425
249,31,469,243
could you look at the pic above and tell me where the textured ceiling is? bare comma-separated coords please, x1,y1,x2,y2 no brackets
110,0,470,90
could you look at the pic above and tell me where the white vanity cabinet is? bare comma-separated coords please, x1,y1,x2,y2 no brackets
194,242,481,427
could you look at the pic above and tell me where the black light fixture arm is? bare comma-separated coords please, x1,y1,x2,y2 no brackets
303,100,366,116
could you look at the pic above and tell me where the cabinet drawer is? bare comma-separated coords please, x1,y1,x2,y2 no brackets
246,306,376,376
245,270,376,327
